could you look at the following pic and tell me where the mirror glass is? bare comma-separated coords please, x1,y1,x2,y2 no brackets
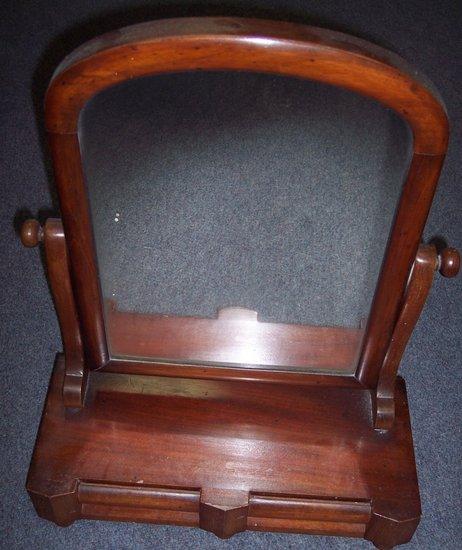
80,71,411,373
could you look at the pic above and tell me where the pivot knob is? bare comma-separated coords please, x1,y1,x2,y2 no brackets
438,247,460,278
20,219,43,247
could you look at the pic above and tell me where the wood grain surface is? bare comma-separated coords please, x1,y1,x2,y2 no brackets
28,356,421,547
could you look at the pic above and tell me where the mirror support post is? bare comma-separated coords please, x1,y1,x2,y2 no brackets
21,218,87,407
373,244,460,430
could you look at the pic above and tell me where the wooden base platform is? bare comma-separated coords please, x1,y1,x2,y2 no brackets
27,356,420,549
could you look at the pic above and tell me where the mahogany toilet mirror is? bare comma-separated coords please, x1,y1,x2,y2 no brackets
21,17,460,549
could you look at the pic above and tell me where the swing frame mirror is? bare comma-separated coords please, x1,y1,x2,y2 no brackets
22,18,460,549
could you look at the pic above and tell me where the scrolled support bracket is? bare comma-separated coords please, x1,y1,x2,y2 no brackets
21,218,87,407
374,243,460,430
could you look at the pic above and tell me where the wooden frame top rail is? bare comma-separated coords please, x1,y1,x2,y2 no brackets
46,17,448,155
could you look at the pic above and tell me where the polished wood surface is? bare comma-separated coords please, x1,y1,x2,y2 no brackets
374,245,438,429
103,360,360,388
28,357,420,549
48,132,108,369
21,218,86,407
357,153,446,387
44,17,449,388
46,17,448,154
107,304,362,373
20,219,43,247
438,247,460,278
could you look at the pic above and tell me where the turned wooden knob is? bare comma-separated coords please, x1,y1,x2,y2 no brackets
438,247,460,278
21,219,43,247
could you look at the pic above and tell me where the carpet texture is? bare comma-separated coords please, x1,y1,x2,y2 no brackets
1,1,461,549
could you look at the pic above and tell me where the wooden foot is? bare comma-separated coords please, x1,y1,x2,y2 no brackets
364,511,420,550
199,489,249,538
364,494,421,550
27,480,80,527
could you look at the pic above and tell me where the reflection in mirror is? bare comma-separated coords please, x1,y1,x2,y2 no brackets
79,72,411,373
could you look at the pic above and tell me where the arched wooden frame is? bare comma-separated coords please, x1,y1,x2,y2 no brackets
45,17,449,390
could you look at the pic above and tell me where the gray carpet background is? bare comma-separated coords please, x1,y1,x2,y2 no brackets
1,1,461,549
